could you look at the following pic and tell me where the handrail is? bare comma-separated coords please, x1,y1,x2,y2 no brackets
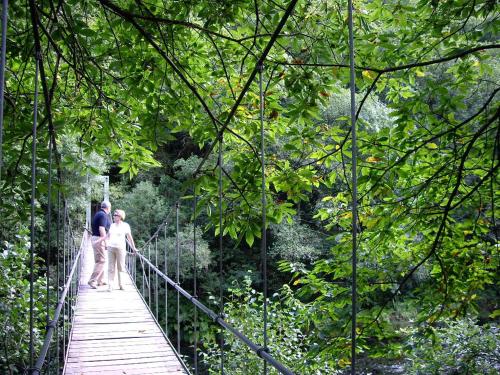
31,231,88,375
132,251,295,375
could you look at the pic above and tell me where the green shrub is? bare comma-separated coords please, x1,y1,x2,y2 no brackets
403,318,500,374
201,274,339,374
0,231,48,374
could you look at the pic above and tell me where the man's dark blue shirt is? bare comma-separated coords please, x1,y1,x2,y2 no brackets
91,209,111,236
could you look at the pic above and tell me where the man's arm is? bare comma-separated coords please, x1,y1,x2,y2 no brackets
98,226,107,243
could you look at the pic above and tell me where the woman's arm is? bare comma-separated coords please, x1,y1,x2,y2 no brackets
126,232,137,253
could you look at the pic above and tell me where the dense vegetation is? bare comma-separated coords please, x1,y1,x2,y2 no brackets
0,0,498,374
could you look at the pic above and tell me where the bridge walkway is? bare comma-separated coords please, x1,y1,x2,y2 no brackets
63,238,188,375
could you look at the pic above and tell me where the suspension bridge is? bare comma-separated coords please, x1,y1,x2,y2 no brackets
30,202,298,375
62,232,187,374
1,0,362,374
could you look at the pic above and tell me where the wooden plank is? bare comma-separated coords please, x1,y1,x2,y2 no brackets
65,359,182,368
71,322,160,332
73,317,155,324
66,351,179,363
63,240,187,375
65,364,185,372
66,348,177,361
65,337,170,348
65,363,185,375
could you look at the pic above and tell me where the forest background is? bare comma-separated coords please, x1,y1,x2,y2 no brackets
0,0,499,374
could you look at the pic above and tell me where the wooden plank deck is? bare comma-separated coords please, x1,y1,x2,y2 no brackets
64,237,188,375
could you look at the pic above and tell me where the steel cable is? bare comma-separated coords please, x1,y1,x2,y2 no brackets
55,191,61,372
176,202,181,353
28,47,40,374
155,235,159,319
347,1,358,373
218,137,225,373
258,62,269,375
164,225,168,334
0,0,7,179
62,202,67,359
193,191,199,374
148,242,151,304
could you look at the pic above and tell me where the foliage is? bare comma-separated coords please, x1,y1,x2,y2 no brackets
150,224,212,280
269,219,329,263
320,87,394,132
284,0,500,365
403,318,500,374
114,181,167,245
0,230,48,374
0,0,498,371
200,274,340,374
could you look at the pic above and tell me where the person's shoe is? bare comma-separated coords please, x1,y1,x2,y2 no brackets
98,282,107,286
119,285,125,290
88,281,97,289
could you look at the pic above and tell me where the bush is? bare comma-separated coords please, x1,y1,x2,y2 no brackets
0,231,48,374
270,219,328,263
201,274,339,374
147,224,212,280
403,318,500,374
115,181,167,244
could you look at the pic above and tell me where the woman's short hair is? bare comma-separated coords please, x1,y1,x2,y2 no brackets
114,209,126,220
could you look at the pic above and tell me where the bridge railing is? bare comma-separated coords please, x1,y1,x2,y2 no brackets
125,199,295,375
31,219,88,375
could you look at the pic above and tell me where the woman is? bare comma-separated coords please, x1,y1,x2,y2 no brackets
107,209,137,291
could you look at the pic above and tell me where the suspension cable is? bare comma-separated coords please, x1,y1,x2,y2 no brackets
46,124,53,370
28,45,40,375
55,190,61,371
218,136,225,373
62,201,67,358
258,62,269,375
155,235,159,319
193,190,199,375
347,1,358,374
0,0,7,179
164,224,168,334
175,202,181,353
147,242,151,304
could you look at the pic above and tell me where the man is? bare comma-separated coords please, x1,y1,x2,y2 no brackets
88,200,111,289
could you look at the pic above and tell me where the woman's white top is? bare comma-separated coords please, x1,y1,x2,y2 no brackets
107,222,131,249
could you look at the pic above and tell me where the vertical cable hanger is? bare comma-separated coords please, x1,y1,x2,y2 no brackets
193,189,199,375
258,62,269,375
175,201,181,354
45,124,53,372
347,0,358,374
164,223,168,334
29,47,40,374
62,200,67,358
0,0,8,180
155,235,159,319
55,190,61,372
218,135,225,373
148,242,152,304
142,245,146,297
28,1,41,369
